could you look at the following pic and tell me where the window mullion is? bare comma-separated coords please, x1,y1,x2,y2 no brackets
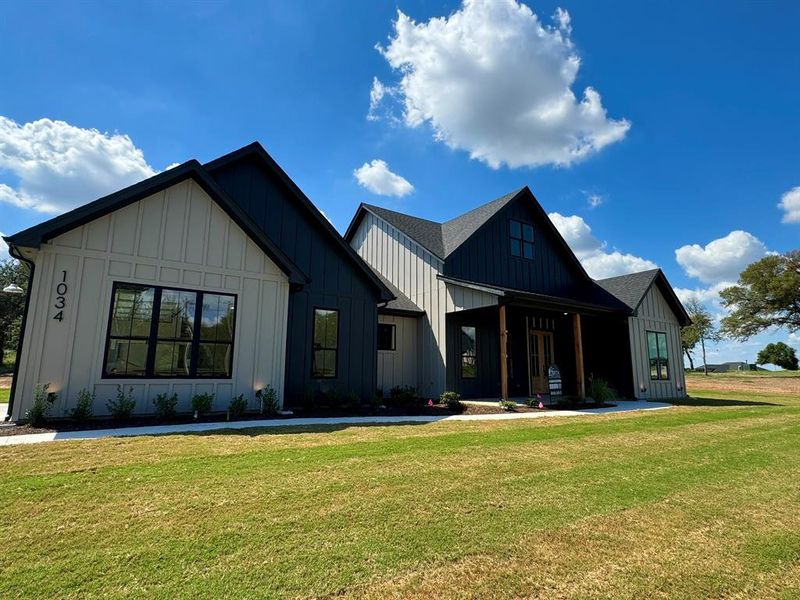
190,292,203,377
144,287,162,377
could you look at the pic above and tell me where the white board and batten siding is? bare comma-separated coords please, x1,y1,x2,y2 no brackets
376,314,419,393
11,179,290,420
350,211,499,397
628,283,686,400
350,211,444,396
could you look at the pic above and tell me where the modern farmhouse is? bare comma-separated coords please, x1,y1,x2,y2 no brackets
4,142,689,421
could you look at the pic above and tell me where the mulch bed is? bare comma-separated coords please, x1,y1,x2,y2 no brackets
0,400,616,437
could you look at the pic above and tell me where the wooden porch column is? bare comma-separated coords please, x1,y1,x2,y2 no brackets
499,304,509,400
573,312,585,399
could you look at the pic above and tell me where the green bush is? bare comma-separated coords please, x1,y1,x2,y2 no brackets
25,383,55,427
346,392,361,411
191,393,214,417
587,378,617,404
229,394,248,419
152,392,178,420
387,386,423,414
257,385,280,415
439,391,465,413
106,385,135,419
70,388,94,421
499,399,517,411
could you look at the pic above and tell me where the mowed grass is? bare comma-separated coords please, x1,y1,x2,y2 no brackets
1,377,799,598
0,388,8,403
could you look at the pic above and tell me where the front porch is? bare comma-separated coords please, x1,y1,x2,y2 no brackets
445,300,634,401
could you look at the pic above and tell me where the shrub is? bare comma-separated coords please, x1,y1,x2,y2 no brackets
499,399,517,411
325,389,342,409
107,385,136,419
70,388,94,421
191,393,214,417
152,392,178,420
439,391,465,413
387,386,423,414
257,385,280,415
25,383,55,427
587,378,617,404
346,392,361,411
229,394,247,419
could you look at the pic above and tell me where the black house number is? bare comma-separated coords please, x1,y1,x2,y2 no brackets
53,270,68,322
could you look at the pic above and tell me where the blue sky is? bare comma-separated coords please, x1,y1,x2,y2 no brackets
1,0,798,364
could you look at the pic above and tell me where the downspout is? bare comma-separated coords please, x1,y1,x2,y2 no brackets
5,245,35,421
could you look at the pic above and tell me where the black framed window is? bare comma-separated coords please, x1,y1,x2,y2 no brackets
461,325,477,379
510,220,534,259
312,308,339,378
647,331,669,381
377,323,396,351
103,283,236,379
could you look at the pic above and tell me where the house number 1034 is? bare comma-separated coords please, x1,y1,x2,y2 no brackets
53,270,68,322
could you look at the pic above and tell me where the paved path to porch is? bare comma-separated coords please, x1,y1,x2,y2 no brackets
0,401,671,447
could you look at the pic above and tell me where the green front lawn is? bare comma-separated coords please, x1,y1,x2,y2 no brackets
1,387,798,598
0,388,8,403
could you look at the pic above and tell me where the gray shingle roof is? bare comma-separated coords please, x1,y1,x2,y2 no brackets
362,188,525,259
594,269,660,310
368,267,424,315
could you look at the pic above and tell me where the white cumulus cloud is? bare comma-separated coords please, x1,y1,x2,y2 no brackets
548,212,657,279
778,186,800,224
675,230,768,285
0,232,8,260
0,116,156,213
354,159,414,197
372,0,630,169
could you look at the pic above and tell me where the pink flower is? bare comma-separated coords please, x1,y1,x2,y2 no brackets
538,401,545,409
427,399,434,406
536,393,542,399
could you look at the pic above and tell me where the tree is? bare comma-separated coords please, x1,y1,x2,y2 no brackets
720,250,800,340
0,258,29,368
682,296,721,375
756,342,799,371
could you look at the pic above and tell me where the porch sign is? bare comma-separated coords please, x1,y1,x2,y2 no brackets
547,364,562,404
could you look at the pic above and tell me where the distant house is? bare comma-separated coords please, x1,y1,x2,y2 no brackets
345,187,691,402
695,362,761,373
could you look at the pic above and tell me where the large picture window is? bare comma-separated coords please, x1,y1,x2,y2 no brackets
647,331,669,381
103,283,236,379
461,325,477,379
312,308,339,378
510,220,534,259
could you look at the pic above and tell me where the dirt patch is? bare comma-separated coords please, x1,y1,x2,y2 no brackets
687,374,800,395
0,376,11,389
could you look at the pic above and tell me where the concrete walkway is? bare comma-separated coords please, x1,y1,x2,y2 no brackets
0,401,671,447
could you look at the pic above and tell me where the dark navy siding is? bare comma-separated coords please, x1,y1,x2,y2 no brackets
210,157,380,406
444,196,587,298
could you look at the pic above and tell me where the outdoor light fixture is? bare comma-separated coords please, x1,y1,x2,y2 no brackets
2,283,23,294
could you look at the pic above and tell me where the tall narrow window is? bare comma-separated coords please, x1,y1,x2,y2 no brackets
105,284,155,377
647,331,669,381
377,323,396,351
510,220,534,259
461,325,477,379
103,283,236,378
312,308,339,378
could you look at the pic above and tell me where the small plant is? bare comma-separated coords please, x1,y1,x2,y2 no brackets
106,385,136,419
346,391,361,411
499,399,517,411
257,385,280,415
191,392,215,417
25,383,56,427
439,391,465,413
587,378,617,404
70,388,94,421
229,394,248,419
153,392,178,420
326,389,342,409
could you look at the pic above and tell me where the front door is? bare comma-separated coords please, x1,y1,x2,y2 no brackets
529,330,554,394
